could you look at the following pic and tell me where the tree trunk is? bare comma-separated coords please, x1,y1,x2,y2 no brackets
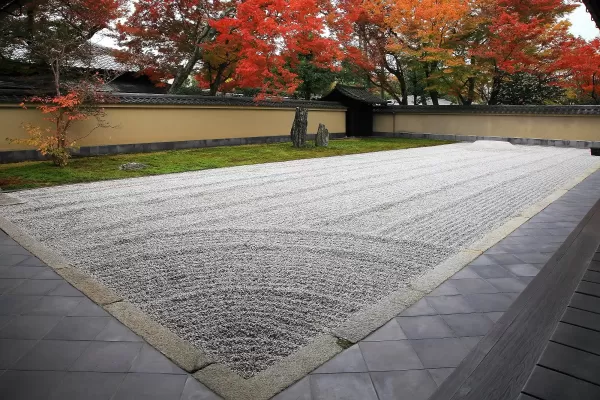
169,57,198,94
592,73,598,104
465,77,475,105
290,107,308,147
399,74,408,105
488,74,503,105
26,7,35,42
208,67,223,96
423,63,439,106
304,89,311,100
429,90,439,106
383,60,408,105
411,71,418,105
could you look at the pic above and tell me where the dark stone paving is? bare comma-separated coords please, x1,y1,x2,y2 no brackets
1,170,599,400
0,230,221,400
274,170,600,400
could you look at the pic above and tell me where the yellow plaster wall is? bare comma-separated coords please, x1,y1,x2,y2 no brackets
0,105,347,150
374,113,600,142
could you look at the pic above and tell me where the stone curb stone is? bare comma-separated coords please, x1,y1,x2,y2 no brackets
0,216,71,269
58,267,123,305
105,301,211,372
410,250,483,294
468,218,529,252
0,216,207,373
0,193,26,206
332,288,424,343
195,334,342,400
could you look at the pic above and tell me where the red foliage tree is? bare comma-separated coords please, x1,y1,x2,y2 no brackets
118,0,360,97
472,0,576,104
209,0,357,97
556,38,600,104
116,0,236,94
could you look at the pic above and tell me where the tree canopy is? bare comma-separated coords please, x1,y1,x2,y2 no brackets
2,0,600,104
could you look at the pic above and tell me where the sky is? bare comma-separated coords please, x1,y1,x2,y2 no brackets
568,3,599,40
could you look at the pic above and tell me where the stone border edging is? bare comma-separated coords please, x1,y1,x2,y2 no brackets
0,193,25,205
374,131,600,149
0,164,597,400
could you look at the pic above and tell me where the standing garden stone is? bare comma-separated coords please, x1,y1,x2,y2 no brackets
290,107,308,148
315,123,329,147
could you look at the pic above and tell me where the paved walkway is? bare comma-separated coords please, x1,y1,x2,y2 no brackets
274,170,600,400
0,232,221,400
0,170,598,400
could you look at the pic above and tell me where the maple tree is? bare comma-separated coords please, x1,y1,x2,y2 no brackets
2,0,125,165
10,80,114,166
556,37,600,104
116,0,236,94
351,0,479,105
347,0,592,105
472,0,576,104
118,0,360,97
209,0,357,97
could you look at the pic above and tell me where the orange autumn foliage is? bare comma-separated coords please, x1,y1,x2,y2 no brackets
350,0,588,104
9,82,112,167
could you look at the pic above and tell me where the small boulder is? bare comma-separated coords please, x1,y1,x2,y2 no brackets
119,162,148,171
315,123,329,147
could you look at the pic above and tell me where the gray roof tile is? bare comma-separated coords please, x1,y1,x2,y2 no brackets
375,105,600,116
0,92,346,109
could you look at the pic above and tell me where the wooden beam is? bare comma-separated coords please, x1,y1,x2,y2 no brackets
582,0,600,30
430,197,600,400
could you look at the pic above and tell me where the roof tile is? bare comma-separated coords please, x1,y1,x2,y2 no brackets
375,105,600,116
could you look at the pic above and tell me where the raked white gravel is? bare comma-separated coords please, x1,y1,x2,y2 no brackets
2,142,599,376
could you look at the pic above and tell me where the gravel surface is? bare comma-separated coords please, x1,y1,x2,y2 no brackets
2,143,599,376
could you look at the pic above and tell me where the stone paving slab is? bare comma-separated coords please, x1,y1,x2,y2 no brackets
273,170,600,399
0,229,222,400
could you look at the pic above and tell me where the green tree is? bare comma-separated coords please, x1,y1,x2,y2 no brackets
293,54,338,100
496,72,566,105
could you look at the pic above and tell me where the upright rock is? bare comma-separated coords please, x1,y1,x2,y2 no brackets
315,123,329,147
290,107,308,148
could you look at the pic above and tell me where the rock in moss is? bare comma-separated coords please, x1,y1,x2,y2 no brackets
119,162,148,171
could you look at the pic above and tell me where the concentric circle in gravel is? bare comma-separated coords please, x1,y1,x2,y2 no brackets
2,143,599,377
